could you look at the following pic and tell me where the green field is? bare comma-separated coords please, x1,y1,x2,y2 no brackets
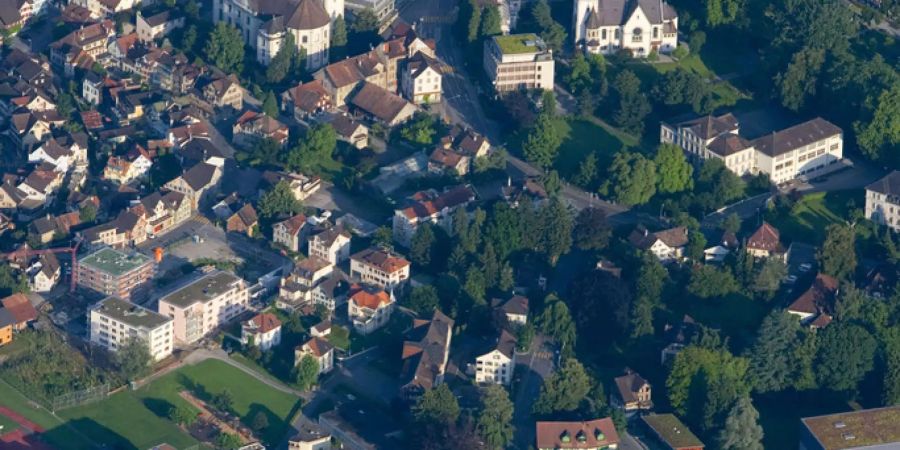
766,190,864,244
0,411,20,434
327,326,351,351
0,379,93,448
554,118,632,179
58,359,302,449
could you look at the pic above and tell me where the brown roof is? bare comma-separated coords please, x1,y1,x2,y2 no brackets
1,293,37,325
400,185,475,220
232,203,258,227
277,213,307,236
429,147,465,168
179,162,218,191
751,117,842,157
614,371,650,404
495,329,516,359
351,248,410,273
746,221,783,253
801,406,900,450
629,226,688,250
707,134,752,157
322,53,382,88
329,114,364,138
349,82,414,123
349,284,392,310
535,418,620,449
288,80,331,113
495,295,528,316
788,273,839,316
246,312,281,334
301,336,334,357
674,113,738,140
866,170,900,197
284,0,329,30
401,310,454,393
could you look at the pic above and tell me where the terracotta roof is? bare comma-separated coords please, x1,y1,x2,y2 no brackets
429,147,465,168
400,185,475,220
788,273,838,316
351,248,410,273
349,82,414,123
1,293,37,324
246,312,281,334
746,221,782,253
301,336,334,358
277,213,307,236
329,114,364,138
349,284,392,310
751,118,842,157
232,203,258,227
80,110,104,129
535,418,619,449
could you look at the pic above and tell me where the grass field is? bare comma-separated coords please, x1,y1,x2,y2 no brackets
58,359,302,449
327,326,350,351
554,119,632,179
677,292,769,353
0,379,93,448
766,190,864,244
0,412,20,434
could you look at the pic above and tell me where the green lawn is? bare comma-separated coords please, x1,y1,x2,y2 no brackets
327,326,350,351
0,379,94,449
766,190,864,244
677,292,769,352
554,118,631,179
0,411,20,434
59,359,303,448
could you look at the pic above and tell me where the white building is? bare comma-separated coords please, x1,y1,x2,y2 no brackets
157,269,250,344
573,0,678,56
242,312,282,351
628,226,688,263
349,248,410,290
296,336,334,374
392,185,475,247
308,227,351,265
475,329,516,385
866,171,900,232
401,51,443,105
90,296,174,362
661,114,844,185
347,284,395,335
483,34,554,95
213,0,336,70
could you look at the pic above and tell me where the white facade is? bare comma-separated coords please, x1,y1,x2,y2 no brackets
483,34,554,95
866,171,900,232
349,249,410,290
308,229,351,265
157,270,250,344
475,348,515,386
573,0,678,57
90,296,175,362
348,289,395,335
241,314,283,351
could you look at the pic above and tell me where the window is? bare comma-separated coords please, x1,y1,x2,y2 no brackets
632,28,642,42
653,27,658,39
601,29,607,40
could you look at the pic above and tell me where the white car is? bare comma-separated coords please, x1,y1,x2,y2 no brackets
799,263,812,272
785,275,798,284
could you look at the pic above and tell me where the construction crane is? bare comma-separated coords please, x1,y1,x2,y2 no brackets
0,239,82,292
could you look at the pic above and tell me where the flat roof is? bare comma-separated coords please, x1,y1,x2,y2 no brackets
801,406,900,449
92,296,171,329
493,34,542,54
642,414,704,449
159,270,243,308
79,247,153,277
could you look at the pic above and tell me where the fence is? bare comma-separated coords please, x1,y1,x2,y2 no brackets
51,383,110,412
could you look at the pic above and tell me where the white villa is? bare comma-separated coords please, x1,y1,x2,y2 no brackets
573,0,678,57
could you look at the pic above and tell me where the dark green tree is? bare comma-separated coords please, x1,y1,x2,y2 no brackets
611,70,651,135
408,285,440,316
746,310,809,392
815,322,876,392
522,108,563,169
116,338,152,381
410,224,436,267
717,396,764,450
536,294,576,355
212,390,234,413
287,123,337,172
479,5,502,37
752,257,787,300
168,405,198,426
655,143,693,193
216,431,242,449
262,91,279,117
532,357,592,415
477,385,515,449
414,384,460,425
667,346,750,433
606,151,657,206
258,180,302,219
350,8,379,33
266,33,297,83
686,230,707,262
252,411,269,432
205,22,244,72
332,15,347,47
79,203,97,223
295,354,320,391
573,207,611,251
573,152,598,189
539,197,573,265
688,265,739,299
818,223,857,280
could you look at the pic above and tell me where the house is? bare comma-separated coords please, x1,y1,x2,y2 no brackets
483,34,554,95
428,148,469,176
278,257,334,304
308,227,351,265
81,209,148,248
348,82,417,127
136,10,185,43
175,138,226,169
475,329,516,385
310,320,331,337
349,247,410,290
28,212,81,244
348,284,395,335
261,170,322,201
273,214,311,252
501,177,550,207
89,296,174,362
232,110,289,148
401,51,442,104
283,80,333,121
27,253,60,292
242,312,282,351
661,114,844,184
799,406,900,450
288,423,332,450
492,295,529,326
612,370,653,414
788,273,838,329
327,114,368,149
865,170,900,232
863,263,897,300
136,190,192,238
157,269,250,344
296,336,335,374
49,20,115,76
628,226,688,263
8,110,57,148
200,73,243,110
226,203,258,237
535,418,619,450
641,414,704,450
0,0,30,32
392,184,476,247
400,309,453,399
660,315,698,365
573,0,678,56
213,0,335,70
746,221,785,260
103,145,154,184
164,162,222,209
703,229,738,263
1,293,38,331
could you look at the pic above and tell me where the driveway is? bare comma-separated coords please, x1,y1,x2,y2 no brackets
511,335,555,449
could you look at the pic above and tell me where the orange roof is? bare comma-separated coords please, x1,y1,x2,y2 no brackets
747,221,783,252
301,336,334,357
349,284,392,310
352,248,410,273
535,418,620,450
1,294,37,325
247,312,281,334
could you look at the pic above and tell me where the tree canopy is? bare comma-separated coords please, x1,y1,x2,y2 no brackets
205,22,244,73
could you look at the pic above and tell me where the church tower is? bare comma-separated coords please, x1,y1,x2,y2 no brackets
321,0,345,21
572,0,596,48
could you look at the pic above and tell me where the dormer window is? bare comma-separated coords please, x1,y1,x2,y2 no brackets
560,431,571,443
576,431,587,442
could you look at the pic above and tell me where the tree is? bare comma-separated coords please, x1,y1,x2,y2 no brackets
515,322,535,352
722,213,742,235
295,354,320,391
184,0,200,19
266,33,297,83
373,226,393,249
464,266,487,305
529,0,566,52
688,265,739,299
522,110,563,169
533,358,592,415
479,5,502,37
573,152,598,189
747,310,810,393
408,285,440,315
536,294,576,355
753,257,787,299
655,143,693,193
410,224,435,267
350,8,379,33
259,180,302,219
606,151,656,206
79,203,97,223
116,338,152,381
855,84,900,160
216,431,242,449
400,113,438,145
498,262,514,292
331,15,347,47
573,208,611,251
882,328,900,405
464,0,482,43
630,253,667,338
168,405,197,427
818,223,857,280
539,197,573,265
718,397,764,450
477,385,514,449
611,70,651,135
777,47,826,112
815,322,876,392
667,346,750,433
252,411,269,432
262,91,279,117
542,170,562,197
212,390,234,414
287,123,337,172
686,230,707,261
205,22,244,72
415,384,460,425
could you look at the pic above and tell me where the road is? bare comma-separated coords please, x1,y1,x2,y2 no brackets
511,335,555,449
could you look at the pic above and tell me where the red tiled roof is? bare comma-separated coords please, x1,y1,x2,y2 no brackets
1,294,37,325
301,336,333,358
247,312,281,334
535,418,619,450
349,284,392,310
401,185,475,220
746,221,782,253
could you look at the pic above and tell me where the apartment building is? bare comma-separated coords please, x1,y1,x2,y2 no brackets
308,227,351,265
76,247,155,301
392,184,475,247
349,247,410,290
865,171,900,232
660,114,844,184
483,34,554,95
475,329,516,385
157,269,250,344
89,296,174,362
348,284,395,335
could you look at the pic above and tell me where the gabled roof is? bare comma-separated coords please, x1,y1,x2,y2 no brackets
707,134,752,157
494,295,529,316
788,273,838,316
349,284,392,310
614,371,650,404
231,203,258,227
629,226,688,250
492,329,516,359
746,221,782,253
284,0,330,30
866,170,900,197
349,82,415,123
178,162,218,191
351,248,410,273
400,185,475,220
245,312,281,334
535,418,619,450
276,213,307,236
406,51,442,79
287,79,331,113
301,336,334,357
586,0,677,27
310,226,350,248
1,293,37,324
401,310,454,392
751,118,842,157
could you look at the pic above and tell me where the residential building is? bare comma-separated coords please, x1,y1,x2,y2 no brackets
1,294,38,331
200,73,244,110
136,10,185,43
392,184,476,247
345,0,393,24
400,310,453,398
232,110,289,148
799,406,900,450
89,296,174,362
242,312,282,351
213,0,335,70
348,82,417,126
136,190,192,238
327,114,368,149
475,329,516,385
347,284,395,334
483,34,554,95
277,258,348,311
628,226,688,263
612,370,653,414
573,0,678,56
296,336,334,374
308,227,351,265
226,203,258,236
401,51,442,104
310,320,331,337
428,147,470,176
865,170,900,232
661,114,844,184
641,414,704,450
350,247,410,290
283,80,333,121
492,295,529,326
288,423,332,450
0,308,14,346
746,221,785,259
49,20,115,76
536,418,620,450
103,145,154,184
157,269,250,344
261,170,322,201
788,273,838,329
27,253,60,292
274,214,309,252
76,247,155,301
163,162,222,209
